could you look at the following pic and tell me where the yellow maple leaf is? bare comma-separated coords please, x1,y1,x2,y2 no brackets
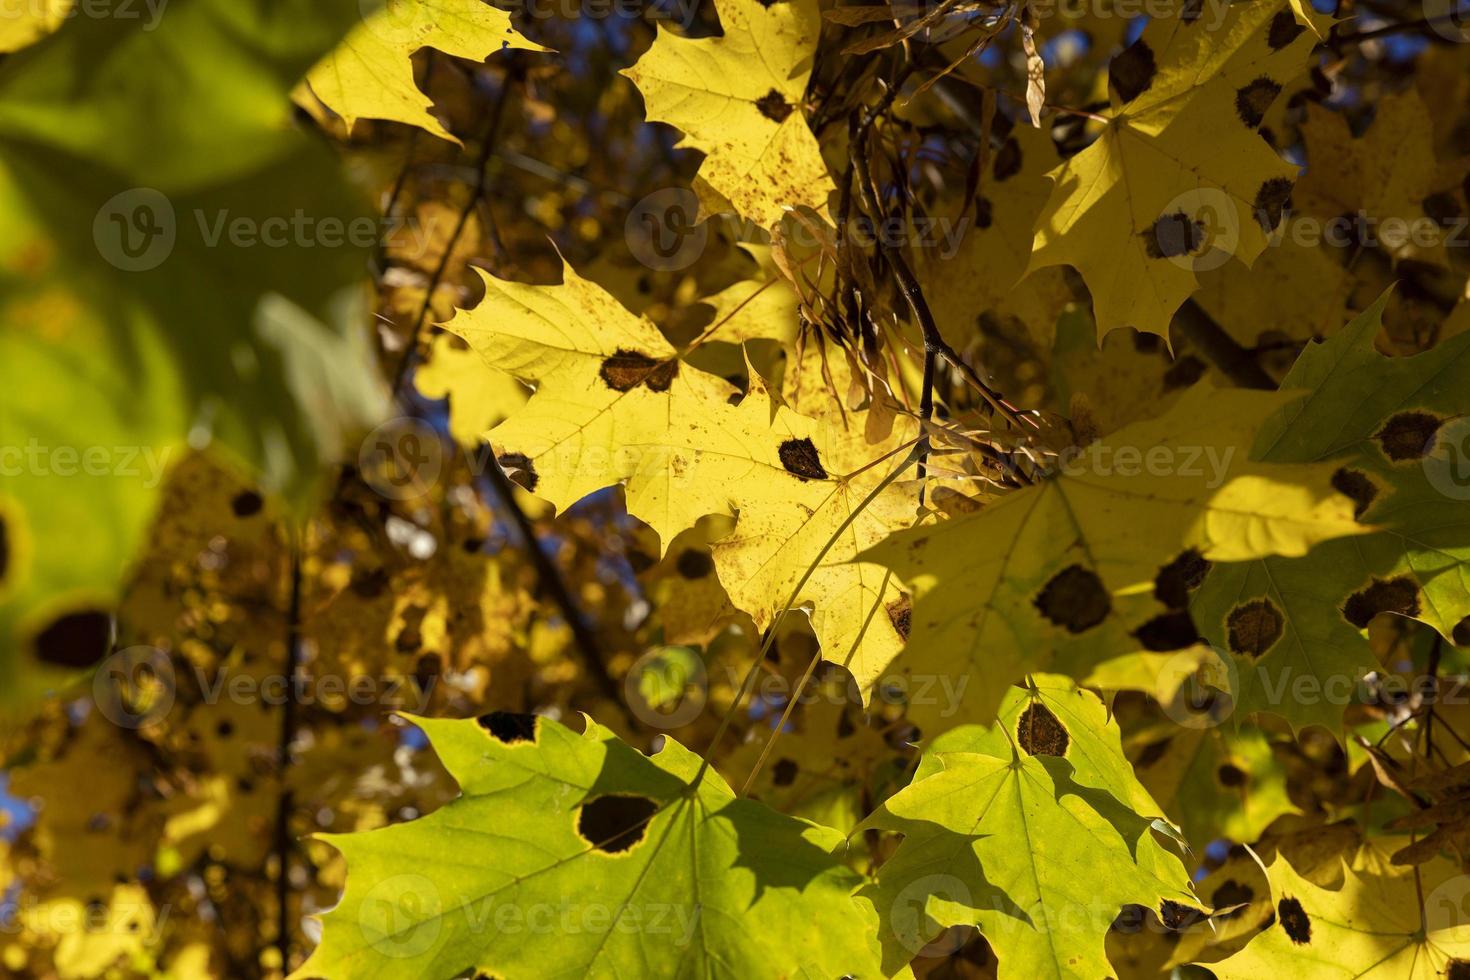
303,0,545,143
1212,851,1470,978
863,384,1371,729
1029,0,1314,340
621,0,835,229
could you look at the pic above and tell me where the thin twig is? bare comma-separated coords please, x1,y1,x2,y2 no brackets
480,457,627,720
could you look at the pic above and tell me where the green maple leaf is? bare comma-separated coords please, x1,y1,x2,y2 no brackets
857,676,1206,979
297,712,885,979
0,0,382,706
1193,292,1470,733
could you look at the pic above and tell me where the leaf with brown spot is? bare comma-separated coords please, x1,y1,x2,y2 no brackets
1213,853,1470,978
863,386,1366,726
1192,295,1470,734
859,676,1205,978
302,714,886,977
621,0,833,227
1030,0,1315,338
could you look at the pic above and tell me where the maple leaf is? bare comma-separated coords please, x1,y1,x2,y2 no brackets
863,384,1369,729
1126,719,1298,850
0,0,379,707
859,676,1206,978
1029,0,1315,339
1210,850,1470,978
621,0,835,229
1295,90,1468,269
297,712,885,978
443,259,919,697
1192,293,1470,733
303,0,545,143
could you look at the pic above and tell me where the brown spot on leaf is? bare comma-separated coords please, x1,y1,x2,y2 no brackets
1277,896,1311,944
1217,763,1248,787
1159,900,1205,932
756,89,793,123
675,549,714,580
886,594,912,641
1449,961,1470,980
1134,611,1201,651
1017,701,1069,756
599,348,678,392
1235,77,1281,128
33,608,112,668
779,437,827,481
496,452,539,492
1425,191,1464,227
1342,575,1420,629
992,138,1022,181
1212,880,1253,917
1226,598,1284,658
231,490,263,518
1267,9,1305,49
1374,411,1442,461
1155,549,1211,608
772,757,799,786
477,711,538,743
1034,565,1111,632
974,196,993,229
1331,467,1377,519
1110,40,1157,103
578,794,659,853
1135,737,1172,769
1147,212,1205,259
1253,177,1293,232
